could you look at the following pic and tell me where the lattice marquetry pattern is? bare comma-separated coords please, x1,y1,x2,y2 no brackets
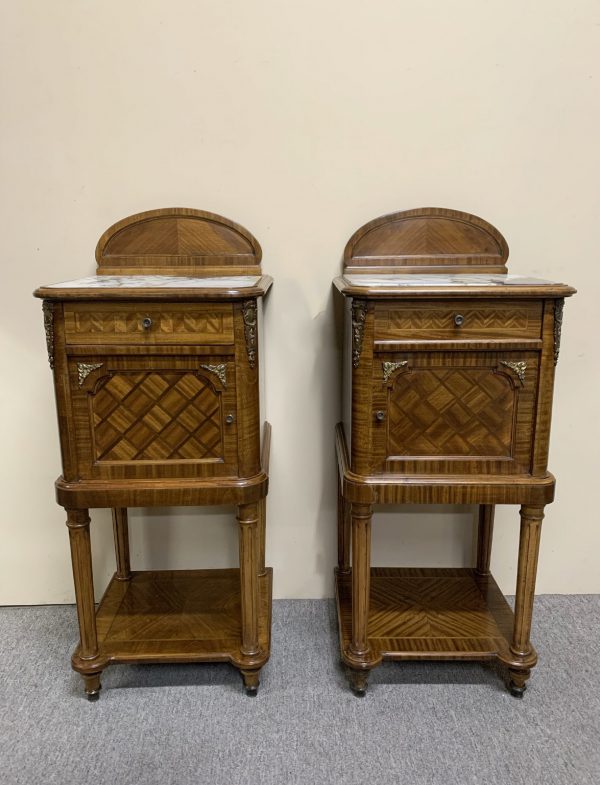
72,310,227,336
92,372,223,461
388,368,514,457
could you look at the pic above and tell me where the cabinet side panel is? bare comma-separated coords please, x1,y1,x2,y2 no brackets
531,299,559,475
50,303,79,481
234,300,261,477
258,298,265,443
342,297,352,448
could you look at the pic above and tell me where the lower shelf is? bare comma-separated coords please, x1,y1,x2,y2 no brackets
78,568,272,670
336,567,523,666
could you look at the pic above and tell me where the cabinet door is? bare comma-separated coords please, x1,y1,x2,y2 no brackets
371,351,539,475
69,355,238,480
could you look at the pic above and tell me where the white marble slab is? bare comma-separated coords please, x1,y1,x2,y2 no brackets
344,274,556,287
45,275,261,289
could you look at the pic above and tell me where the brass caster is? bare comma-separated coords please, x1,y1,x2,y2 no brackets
83,673,102,701
507,667,530,698
240,669,260,696
347,668,369,696
508,683,526,698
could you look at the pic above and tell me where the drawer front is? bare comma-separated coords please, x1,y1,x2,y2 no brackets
64,303,234,345
374,300,542,341
371,350,539,475
69,355,238,480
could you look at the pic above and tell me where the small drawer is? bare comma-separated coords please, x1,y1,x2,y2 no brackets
64,302,234,345
374,299,543,341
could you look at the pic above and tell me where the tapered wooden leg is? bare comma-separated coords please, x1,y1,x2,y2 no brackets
237,503,260,662
475,504,495,575
66,509,102,700
337,480,351,575
257,497,267,577
509,504,545,697
111,507,131,581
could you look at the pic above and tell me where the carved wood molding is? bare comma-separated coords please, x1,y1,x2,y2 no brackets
77,362,104,387
242,300,257,368
199,363,227,388
382,360,408,383
499,360,527,386
42,300,55,369
553,299,564,366
351,300,367,368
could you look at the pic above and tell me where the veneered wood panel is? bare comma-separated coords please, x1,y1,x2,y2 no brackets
344,207,509,273
370,351,539,475
64,302,234,345
374,299,542,341
91,569,272,668
70,355,238,480
336,568,520,664
96,207,262,275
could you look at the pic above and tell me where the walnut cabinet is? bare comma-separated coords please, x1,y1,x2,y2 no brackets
333,207,575,696
35,208,273,698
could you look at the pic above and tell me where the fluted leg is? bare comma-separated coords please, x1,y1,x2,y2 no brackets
111,507,131,581
475,504,494,575
237,503,260,661
347,503,372,694
257,497,267,577
509,504,545,696
337,480,351,575
66,509,102,700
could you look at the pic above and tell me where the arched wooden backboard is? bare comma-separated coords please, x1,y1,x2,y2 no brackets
344,207,509,274
96,207,262,276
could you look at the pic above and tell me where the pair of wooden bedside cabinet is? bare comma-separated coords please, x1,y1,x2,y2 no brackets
35,206,575,700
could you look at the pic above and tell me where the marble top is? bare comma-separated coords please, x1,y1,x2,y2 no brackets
44,275,262,289
343,274,556,287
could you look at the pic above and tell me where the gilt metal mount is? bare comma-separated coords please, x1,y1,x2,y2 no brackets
382,360,408,383
351,300,367,368
42,301,55,369
200,363,227,388
553,299,564,366
500,360,527,385
77,362,104,387
242,300,258,369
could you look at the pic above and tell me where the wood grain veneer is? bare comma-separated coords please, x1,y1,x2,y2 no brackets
334,207,575,697
35,208,272,698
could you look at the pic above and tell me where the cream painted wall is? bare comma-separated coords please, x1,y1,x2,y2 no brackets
1,1,598,604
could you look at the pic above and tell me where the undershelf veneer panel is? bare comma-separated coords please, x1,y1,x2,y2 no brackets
93,568,272,664
335,567,515,661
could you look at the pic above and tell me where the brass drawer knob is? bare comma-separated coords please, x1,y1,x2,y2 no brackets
454,313,465,327
141,317,153,330
375,410,385,422
225,413,235,425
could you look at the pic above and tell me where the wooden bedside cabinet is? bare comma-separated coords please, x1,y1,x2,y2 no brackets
333,207,575,696
34,208,273,699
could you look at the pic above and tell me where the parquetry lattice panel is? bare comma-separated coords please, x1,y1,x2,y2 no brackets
387,368,514,457
91,372,223,461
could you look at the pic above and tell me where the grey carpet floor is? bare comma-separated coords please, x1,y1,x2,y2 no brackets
0,597,599,785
